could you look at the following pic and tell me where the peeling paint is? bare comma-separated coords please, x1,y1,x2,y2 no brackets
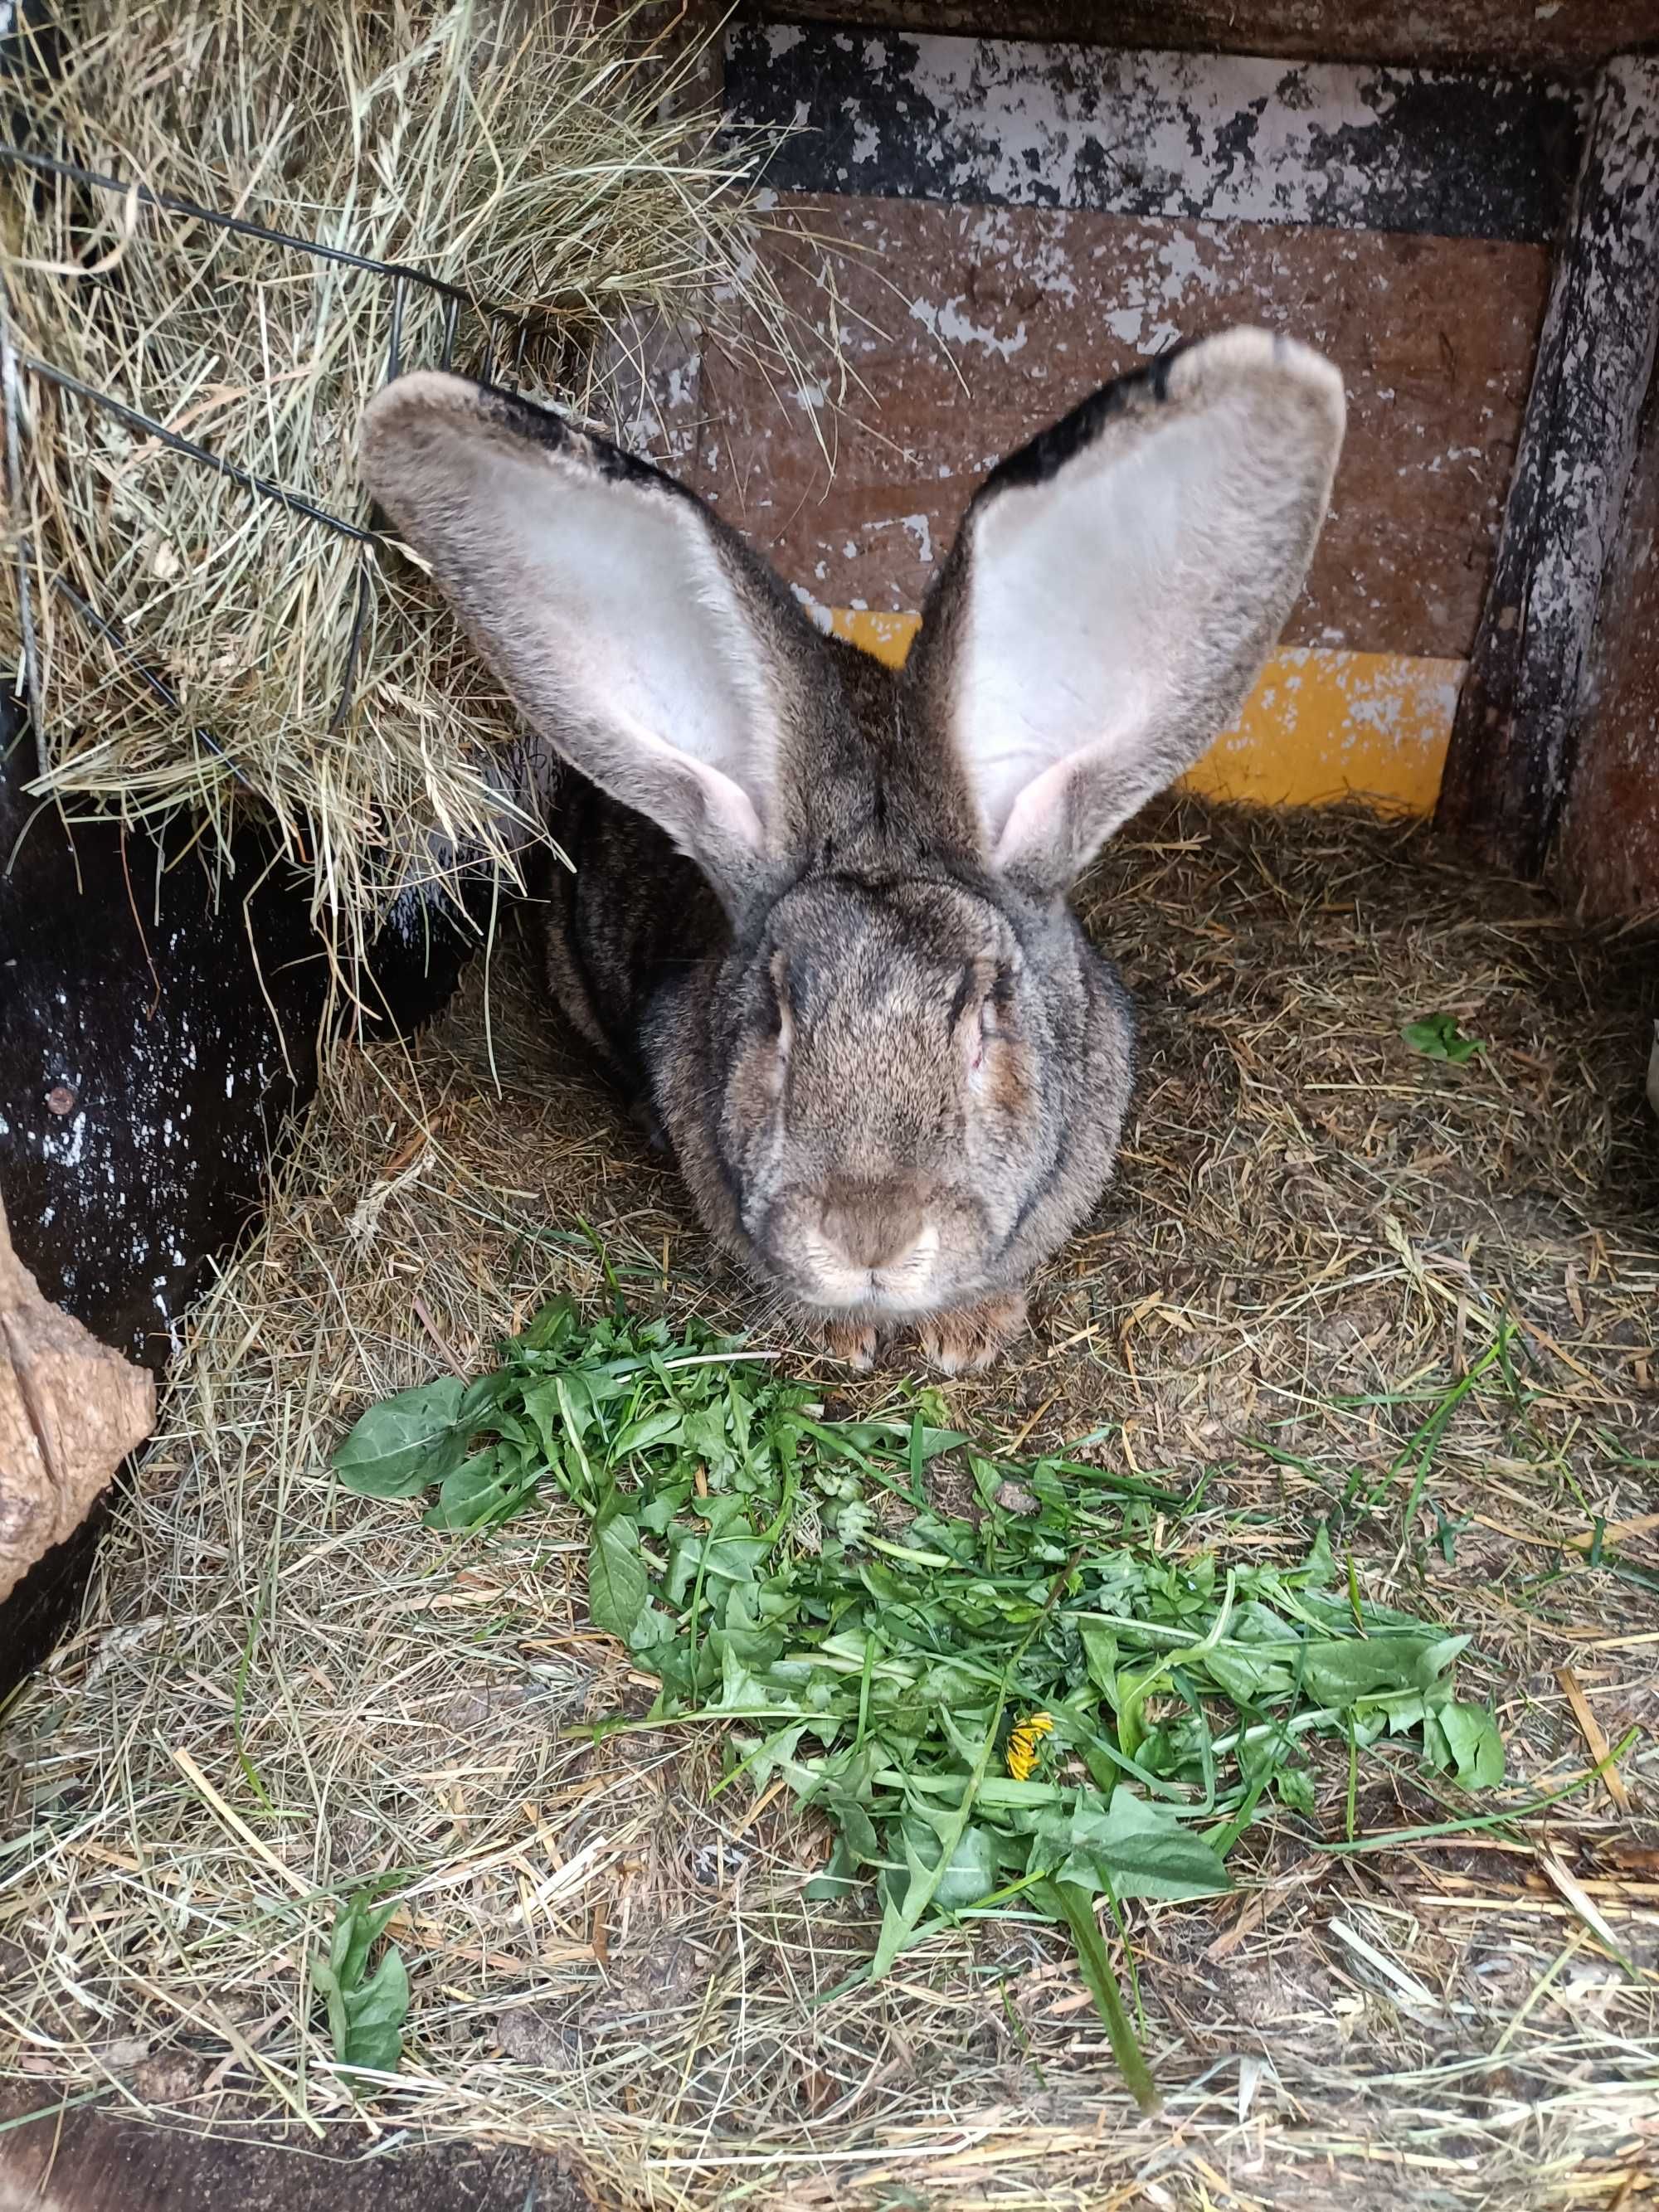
830,610,1460,812
695,198,1544,664
727,27,1585,245
908,294,1029,357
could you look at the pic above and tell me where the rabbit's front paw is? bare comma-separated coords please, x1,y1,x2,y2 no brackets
815,1315,882,1371
917,1293,1028,1375
626,1093,674,1157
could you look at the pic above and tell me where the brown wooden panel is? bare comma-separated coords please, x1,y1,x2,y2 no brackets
1558,371,1659,917
694,197,1549,658
739,1,1659,71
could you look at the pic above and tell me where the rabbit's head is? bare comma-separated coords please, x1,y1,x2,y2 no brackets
362,332,1344,1333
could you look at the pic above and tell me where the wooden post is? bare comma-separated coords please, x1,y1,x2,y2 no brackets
1436,56,1659,877
1555,365,1659,919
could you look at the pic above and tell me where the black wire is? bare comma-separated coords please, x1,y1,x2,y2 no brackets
23,353,383,543
0,140,548,334
50,575,260,793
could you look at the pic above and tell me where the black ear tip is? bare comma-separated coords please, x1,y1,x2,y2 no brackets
360,370,491,470
364,367,480,422
360,372,601,493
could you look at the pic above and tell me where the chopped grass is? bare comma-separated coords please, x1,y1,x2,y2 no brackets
326,1296,1510,2108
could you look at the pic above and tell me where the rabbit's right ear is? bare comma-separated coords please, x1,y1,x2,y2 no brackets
360,372,810,907
905,328,1345,895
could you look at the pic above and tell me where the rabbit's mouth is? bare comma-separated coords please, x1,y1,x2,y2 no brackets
777,1218,947,1319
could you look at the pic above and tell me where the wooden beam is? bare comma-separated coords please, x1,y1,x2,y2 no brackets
1436,56,1659,877
737,2,1659,73
0,2087,601,2212
725,27,1584,244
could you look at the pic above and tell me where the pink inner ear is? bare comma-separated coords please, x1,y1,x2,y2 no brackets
693,760,767,855
992,756,1076,871
615,702,767,859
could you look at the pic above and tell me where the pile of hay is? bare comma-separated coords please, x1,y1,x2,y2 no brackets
2,795,1657,2208
2,0,785,965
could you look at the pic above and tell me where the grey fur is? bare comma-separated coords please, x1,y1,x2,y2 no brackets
359,331,1343,1369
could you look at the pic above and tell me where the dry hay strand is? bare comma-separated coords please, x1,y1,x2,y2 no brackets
1,0,790,970
3,795,1659,2208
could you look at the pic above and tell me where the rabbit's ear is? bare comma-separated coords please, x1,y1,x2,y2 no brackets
907,328,1345,895
361,372,811,907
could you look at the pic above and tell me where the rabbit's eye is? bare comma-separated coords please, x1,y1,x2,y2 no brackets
767,950,795,1048
970,995,996,1075
959,961,1013,1080
770,1001,793,1098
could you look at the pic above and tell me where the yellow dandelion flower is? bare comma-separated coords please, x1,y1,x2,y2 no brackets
1005,1711,1054,1781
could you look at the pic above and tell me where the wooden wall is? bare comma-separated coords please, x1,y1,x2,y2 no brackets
0,703,472,1698
645,27,1584,811
1435,56,1659,882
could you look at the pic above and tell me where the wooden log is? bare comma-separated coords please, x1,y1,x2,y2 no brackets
1436,57,1659,877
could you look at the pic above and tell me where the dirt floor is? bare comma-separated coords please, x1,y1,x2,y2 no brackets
2,792,1657,2210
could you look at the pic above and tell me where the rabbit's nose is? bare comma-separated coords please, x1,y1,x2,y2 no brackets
820,1183,925,1272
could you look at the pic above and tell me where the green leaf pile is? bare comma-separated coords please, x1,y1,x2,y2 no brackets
333,1297,1503,2107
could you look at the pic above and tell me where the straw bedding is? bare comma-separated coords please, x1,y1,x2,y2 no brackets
2,0,781,963
2,793,1657,2208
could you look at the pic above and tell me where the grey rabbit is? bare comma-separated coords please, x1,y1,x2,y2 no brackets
360,327,1345,1371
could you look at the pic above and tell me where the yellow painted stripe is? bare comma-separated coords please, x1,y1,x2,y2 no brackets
830,608,923,668
827,609,1462,814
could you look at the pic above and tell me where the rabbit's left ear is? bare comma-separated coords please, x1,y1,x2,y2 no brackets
360,372,823,909
906,328,1345,894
